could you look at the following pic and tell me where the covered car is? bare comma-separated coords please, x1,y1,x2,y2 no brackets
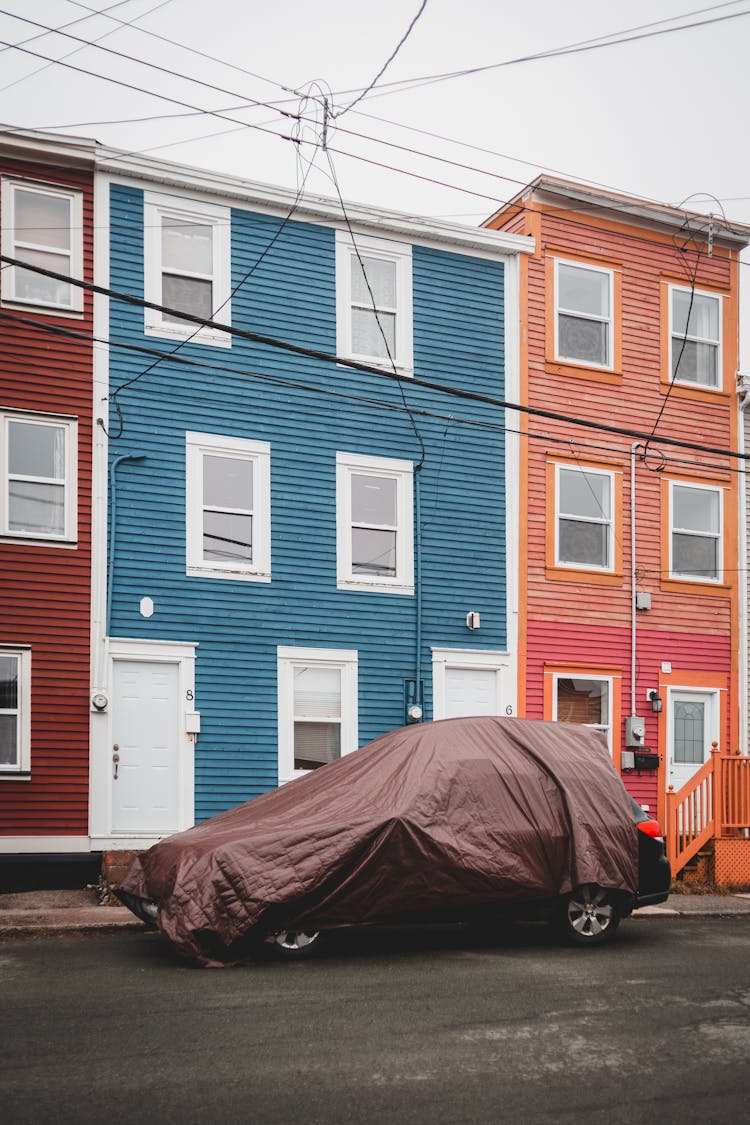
116,716,669,965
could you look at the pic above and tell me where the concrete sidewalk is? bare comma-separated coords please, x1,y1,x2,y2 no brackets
0,889,143,937
1,888,750,938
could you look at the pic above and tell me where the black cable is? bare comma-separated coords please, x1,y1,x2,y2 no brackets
334,1,429,118
0,277,747,465
324,146,426,470
107,126,324,439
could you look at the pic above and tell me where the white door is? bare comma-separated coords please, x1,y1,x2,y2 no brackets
112,660,180,833
667,689,719,792
445,667,500,718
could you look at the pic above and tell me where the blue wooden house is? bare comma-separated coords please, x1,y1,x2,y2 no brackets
88,151,533,850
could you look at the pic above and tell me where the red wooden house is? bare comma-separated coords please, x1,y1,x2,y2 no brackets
487,178,750,879
0,129,97,879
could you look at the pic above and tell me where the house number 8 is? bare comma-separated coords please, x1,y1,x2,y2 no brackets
186,689,194,701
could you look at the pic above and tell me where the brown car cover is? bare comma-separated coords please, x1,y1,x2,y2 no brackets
118,716,639,966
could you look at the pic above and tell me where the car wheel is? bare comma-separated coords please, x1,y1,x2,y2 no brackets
557,884,621,946
271,930,322,958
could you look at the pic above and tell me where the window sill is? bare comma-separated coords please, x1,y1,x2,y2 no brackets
338,353,413,377
659,577,731,596
1,296,84,319
0,771,31,781
545,565,623,587
0,534,78,549
187,565,271,583
338,577,414,596
658,379,730,404
545,358,622,384
144,322,232,349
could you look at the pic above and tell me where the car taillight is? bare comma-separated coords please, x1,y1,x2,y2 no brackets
637,818,663,841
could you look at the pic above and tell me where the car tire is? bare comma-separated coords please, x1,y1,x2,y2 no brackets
556,884,621,946
271,930,322,959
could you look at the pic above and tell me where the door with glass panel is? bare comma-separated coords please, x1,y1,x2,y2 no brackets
667,689,718,792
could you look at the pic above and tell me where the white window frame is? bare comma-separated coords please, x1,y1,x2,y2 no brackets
0,646,31,777
185,431,271,581
552,671,613,751
669,480,723,583
0,411,77,543
143,192,231,347
335,230,413,373
554,258,614,370
1,179,83,313
669,284,722,389
336,451,414,595
554,463,614,573
277,646,358,784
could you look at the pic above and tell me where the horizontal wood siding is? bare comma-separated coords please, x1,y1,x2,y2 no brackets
108,186,508,818
0,154,93,836
526,619,731,814
492,195,739,781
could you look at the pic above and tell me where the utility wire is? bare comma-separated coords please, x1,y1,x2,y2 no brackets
0,0,174,96
2,306,741,482
0,253,746,464
334,1,429,118
321,2,750,102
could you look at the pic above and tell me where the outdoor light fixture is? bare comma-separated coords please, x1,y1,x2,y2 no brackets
648,690,663,714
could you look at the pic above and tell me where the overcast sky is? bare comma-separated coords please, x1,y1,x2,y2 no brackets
2,0,749,355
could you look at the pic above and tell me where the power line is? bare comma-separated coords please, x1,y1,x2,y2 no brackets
0,0,174,96
0,253,746,464
2,304,743,482
334,1,429,118
321,2,750,102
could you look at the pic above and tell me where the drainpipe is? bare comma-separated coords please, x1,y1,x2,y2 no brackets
738,378,750,752
630,442,641,717
107,453,146,636
414,466,424,715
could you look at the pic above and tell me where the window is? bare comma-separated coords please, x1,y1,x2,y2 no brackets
336,452,414,594
336,231,413,371
144,193,231,346
0,647,31,776
277,647,358,782
669,285,721,388
669,481,722,582
186,432,270,581
1,412,76,541
553,674,612,750
1,179,83,312
554,259,614,369
555,464,614,571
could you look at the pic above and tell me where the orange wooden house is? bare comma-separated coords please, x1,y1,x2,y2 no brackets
487,177,750,882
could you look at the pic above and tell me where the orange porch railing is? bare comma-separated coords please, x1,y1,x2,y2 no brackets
665,744,750,877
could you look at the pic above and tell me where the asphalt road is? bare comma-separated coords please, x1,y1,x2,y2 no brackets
2,917,749,1125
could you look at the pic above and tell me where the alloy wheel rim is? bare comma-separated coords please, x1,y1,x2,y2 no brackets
566,885,613,937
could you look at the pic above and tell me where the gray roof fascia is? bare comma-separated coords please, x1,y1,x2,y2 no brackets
95,144,534,258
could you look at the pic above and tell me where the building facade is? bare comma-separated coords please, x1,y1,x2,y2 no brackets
488,177,748,827
88,150,532,851
0,130,96,860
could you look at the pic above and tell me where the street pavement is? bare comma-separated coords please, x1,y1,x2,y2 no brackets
2,887,750,937
1,915,749,1124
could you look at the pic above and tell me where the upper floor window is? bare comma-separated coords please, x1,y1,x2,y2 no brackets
554,259,613,369
185,432,270,581
0,647,31,776
277,646,358,783
669,481,722,582
670,286,721,388
336,452,414,595
555,464,614,571
1,179,83,312
144,192,231,346
336,231,413,372
1,412,76,542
